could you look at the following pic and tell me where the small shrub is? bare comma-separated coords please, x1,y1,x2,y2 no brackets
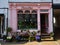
7,27,12,33
50,32,54,37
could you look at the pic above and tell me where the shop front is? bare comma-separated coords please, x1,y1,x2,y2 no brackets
9,2,53,40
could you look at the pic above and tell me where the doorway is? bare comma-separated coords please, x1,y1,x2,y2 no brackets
54,9,60,39
0,14,4,39
40,13,48,35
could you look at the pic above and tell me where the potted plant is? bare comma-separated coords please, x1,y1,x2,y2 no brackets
7,27,12,32
50,32,54,37
50,32,54,39
29,31,36,41
6,27,12,42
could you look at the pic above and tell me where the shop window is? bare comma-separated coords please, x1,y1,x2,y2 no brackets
17,10,37,29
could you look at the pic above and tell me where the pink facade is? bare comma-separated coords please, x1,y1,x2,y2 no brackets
9,3,53,33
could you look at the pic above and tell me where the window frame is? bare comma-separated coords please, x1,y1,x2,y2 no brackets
17,10,37,30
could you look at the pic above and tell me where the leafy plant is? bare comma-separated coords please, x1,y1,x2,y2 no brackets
6,27,12,32
50,32,54,37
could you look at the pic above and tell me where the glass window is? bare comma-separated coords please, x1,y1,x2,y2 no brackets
17,10,37,29
40,9,48,12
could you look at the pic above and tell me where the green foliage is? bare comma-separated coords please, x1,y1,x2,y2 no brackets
18,21,37,29
50,32,54,37
32,31,36,36
30,37,35,41
29,31,36,41
7,27,12,32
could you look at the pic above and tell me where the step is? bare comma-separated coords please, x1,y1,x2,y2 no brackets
41,37,53,40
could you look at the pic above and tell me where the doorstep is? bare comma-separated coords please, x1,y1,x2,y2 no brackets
41,37,54,41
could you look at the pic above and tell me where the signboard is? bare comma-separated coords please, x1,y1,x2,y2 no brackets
9,0,52,2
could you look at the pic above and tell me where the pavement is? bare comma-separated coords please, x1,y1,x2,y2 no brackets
1,40,60,45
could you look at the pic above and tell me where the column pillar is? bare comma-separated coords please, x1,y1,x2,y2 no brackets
3,9,8,35
37,9,41,31
11,7,17,32
48,8,53,33
4,9,7,30
8,8,11,27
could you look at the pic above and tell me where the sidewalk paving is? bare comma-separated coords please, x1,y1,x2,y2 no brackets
57,40,60,45
1,40,60,45
39,41,59,45
23,41,59,45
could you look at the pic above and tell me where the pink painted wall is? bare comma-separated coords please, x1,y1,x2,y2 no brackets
9,5,17,32
9,3,52,33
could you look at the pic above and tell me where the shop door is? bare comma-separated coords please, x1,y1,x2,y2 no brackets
40,13,48,35
0,17,3,38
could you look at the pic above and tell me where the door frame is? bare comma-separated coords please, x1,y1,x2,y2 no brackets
40,13,49,35
0,14,5,38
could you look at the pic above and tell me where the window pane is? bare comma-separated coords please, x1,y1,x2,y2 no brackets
30,14,37,29
17,13,37,29
31,14,37,21
40,9,48,12
25,14,30,22
17,14,25,29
